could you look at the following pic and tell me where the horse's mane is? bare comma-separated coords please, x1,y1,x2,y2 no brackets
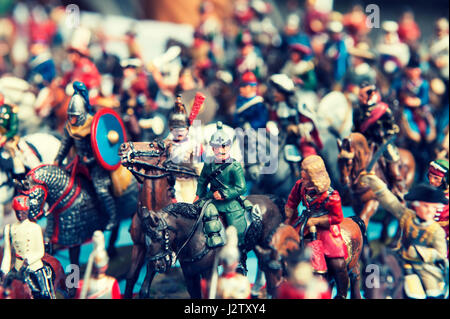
162,202,199,219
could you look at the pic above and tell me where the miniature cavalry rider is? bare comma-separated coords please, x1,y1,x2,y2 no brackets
353,82,405,197
361,174,449,299
54,81,117,230
194,122,250,272
267,74,323,158
164,96,203,203
427,159,449,256
233,71,268,130
284,155,349,299
0,195,55,299
76,231,121,299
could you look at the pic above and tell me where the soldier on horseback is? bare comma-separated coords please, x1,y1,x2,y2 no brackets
353,82,405,197
362,173,449,299
54,81,117,230
194,121,252,274
284,155,350,299
0,195,55,299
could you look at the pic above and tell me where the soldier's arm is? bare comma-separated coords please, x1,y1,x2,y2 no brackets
219,162,247,200
196,163,210,199
285,180,302,223
54,128,74,165
360,174,406,220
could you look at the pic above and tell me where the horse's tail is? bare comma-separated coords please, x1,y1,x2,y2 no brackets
266,194,286,219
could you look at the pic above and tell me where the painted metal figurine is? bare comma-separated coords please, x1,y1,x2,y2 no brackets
76,231,121,299
194,122,248,269
54,81,118,230
0,195,55,299
284,155,349,299
361,173,449,299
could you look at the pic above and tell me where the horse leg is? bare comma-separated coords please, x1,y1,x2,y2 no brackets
124,243,146,299
107,224,120,259
139,264,156,299
69,245,81,266
359,199,379,228
327,257,349,299
182,268,202,299
349,263,362,299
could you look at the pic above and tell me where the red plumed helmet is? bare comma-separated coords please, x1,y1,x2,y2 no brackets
241,71,257,85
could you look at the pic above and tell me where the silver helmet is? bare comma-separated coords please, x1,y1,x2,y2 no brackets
67,93,88,126
210,121,231,147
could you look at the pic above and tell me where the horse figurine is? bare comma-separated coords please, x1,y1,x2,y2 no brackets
337,132,415,240
257,216,366,299
119,141,293,298
14,162,138,266
0,253,67,299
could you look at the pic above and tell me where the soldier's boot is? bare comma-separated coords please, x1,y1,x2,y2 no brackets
26,265,56,299
225,208,249,247
236,250,248,276
329,257,349,299
203,203,226,248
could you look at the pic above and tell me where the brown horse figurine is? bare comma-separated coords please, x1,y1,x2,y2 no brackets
257,216,366,299
119,140,196,298
119,141,291,298
337,133,415,237
0,253,67,299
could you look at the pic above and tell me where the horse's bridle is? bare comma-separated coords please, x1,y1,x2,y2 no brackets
145,200,211,272
123,141,199,182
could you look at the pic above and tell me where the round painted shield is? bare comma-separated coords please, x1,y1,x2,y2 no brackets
91,108,127,171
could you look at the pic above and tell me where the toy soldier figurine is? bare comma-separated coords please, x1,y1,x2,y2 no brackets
427,159,449,256
195,122,249,272
0,94,24,177
54,81,117,230
233,71,268,130
275,248,331,299
76,231,121,299
281,43,317,91
203,226,251,299
353,82,405,197
361,174,449,299
164,95,203,203
0,195,55,299
284,155,349,299
267,74,323,158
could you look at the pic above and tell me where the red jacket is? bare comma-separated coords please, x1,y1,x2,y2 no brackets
62,57,101,90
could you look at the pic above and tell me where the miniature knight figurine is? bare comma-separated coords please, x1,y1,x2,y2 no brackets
284,155,349,298
0,195,55,299
361,173,449,299
76,230,121,299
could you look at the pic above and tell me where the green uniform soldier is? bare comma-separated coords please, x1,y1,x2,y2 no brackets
0,93,19,154
361,173,449,299
195,122,249,251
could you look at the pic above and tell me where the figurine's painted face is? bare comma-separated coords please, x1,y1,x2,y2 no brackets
273,90,286,102
405,67,421,81
428,173,444,188
213,144,231,161
239,84,256,98
179,70,195,91
301,170,315,190
171,127,189,142
414,201,442,221
241,44,253,56
68,51,81,64
123,67,137,78
290,51,302,63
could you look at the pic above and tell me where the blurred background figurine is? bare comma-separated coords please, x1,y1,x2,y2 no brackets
361,174,449,299
275,248,331,299
76,230,121,299
0,195,56,299
203,226,251,299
